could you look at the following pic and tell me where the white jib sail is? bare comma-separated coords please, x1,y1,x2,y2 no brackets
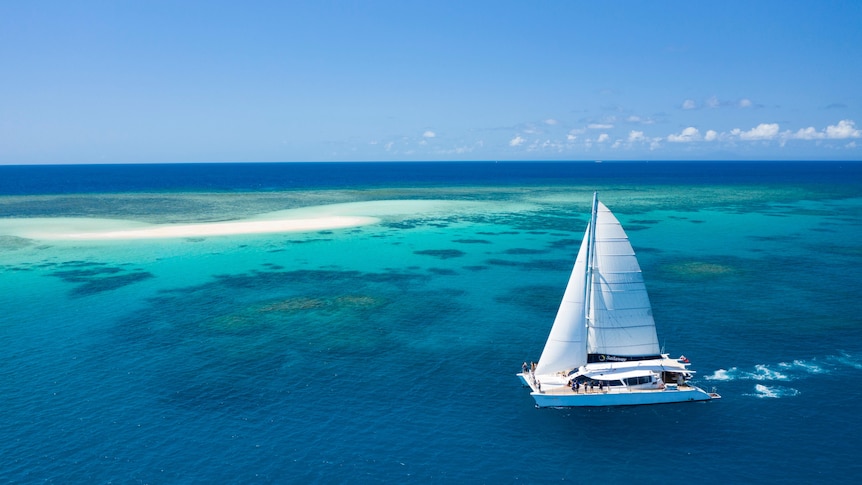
586,202,660,357
534,225,589,375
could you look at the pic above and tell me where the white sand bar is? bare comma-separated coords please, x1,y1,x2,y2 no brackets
76,216,378,240
0,215,379,241
0,198,528,241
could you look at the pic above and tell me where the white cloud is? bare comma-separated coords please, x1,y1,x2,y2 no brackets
732,123,780,140
683,96,756,110
493,118,860,157
789,126,822,140
544,119,558,125
785,120,860,140
667,126,701,142
826,119,861,139
567,128,584,141
422,130,436,138
628,130,646,142
626,115,656,125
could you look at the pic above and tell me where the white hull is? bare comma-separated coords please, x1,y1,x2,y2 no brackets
518,372,718,407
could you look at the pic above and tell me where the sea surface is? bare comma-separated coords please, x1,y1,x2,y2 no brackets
1,161,861,483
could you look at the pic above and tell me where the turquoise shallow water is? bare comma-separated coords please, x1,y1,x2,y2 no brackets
1,163,861,482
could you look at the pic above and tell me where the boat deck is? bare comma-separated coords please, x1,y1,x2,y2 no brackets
519,372,720,398
537,384,702,395
519,372,720,407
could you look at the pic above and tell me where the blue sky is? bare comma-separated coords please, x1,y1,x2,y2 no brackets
2,1,861,164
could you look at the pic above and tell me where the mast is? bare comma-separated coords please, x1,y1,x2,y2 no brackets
583,192,599,340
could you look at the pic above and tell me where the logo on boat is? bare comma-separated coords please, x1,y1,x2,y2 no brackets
598,354,628,362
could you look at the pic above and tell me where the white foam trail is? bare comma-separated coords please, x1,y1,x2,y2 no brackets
831,352,862,370
706,352,862,399
705,368,734,381
779,360,825,375
707,354,862,400
706,355,857,383
753,384,780,398
704,365,789,381
748,384,800,399
751,364,789,381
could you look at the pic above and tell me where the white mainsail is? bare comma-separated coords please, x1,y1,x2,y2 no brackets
587,201,660,358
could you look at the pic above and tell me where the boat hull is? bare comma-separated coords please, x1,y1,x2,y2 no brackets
519,371,718,407
530,385,715,408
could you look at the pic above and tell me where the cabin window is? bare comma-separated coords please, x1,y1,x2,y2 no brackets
624,376,653,386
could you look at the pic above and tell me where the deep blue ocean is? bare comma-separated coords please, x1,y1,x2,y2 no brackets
1,161,861,483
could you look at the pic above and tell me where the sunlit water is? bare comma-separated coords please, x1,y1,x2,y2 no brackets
1,162,860,482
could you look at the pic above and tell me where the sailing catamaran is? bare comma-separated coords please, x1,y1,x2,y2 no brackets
518,193,720,407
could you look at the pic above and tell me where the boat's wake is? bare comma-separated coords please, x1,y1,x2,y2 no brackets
703,352,861,399
706,361,818,381
748,384,801,399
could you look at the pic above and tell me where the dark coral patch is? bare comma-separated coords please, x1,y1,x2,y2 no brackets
548,238,579,250
69,271,155,297
48,262,155,297
503,248,546,255
463,265,489,271
623,225,650,232
52,266,123,281
414,249,466,259
428,268,457,275
494,285,559,315
485,258,522,267
485,258,567,271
